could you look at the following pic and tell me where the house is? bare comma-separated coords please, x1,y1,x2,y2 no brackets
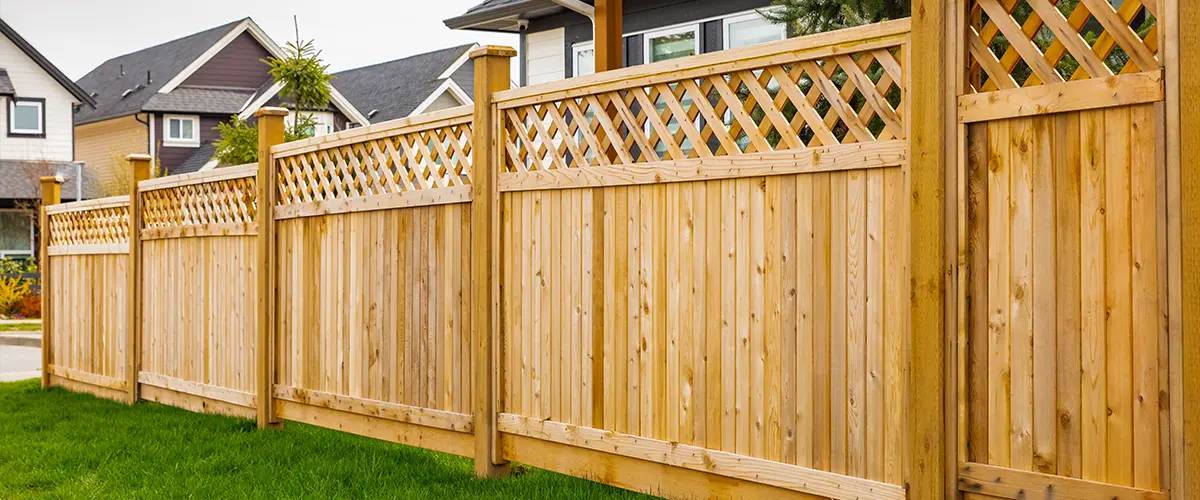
444,0,782,86
331,44,476,124
73,18,370,186
0,18,95,259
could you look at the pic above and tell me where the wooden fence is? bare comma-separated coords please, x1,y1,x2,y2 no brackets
36,1,1200,498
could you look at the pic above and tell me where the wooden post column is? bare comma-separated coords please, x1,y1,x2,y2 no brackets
908,0,948,497
125,154,151,404
38,175,61,389
470,45,516,479
1176,0,1199,494
594,0,622,72
255,107,288,429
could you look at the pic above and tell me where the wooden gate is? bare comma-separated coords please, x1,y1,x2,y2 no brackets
955,0,1173,497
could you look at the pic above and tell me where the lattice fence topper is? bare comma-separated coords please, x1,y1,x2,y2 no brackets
48,204,130,246
141,176,257,229
274,122,473,207
500,45,905,173
967,0,1159,93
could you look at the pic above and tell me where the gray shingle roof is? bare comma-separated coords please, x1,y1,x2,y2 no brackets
142,87,255,115
331,45,474,124
173,142,217,175
0,160,97,201
444,0,565,31
74,19,245,125
0,69,14,96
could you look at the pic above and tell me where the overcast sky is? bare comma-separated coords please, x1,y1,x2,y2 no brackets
1,0,519,80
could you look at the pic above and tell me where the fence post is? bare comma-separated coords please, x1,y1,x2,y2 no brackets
470,45,515,478
38,175,61,390
1176,0,1199,495
125,154,151,405
255,107,288,428
908,0,948,497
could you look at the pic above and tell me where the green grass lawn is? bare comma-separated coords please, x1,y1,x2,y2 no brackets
0,322,40,333
0,379,656,499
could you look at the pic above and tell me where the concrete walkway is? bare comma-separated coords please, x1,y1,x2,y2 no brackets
0,331,40,347
0,345,40,382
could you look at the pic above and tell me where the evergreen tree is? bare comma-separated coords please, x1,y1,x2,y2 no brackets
760,0,910,35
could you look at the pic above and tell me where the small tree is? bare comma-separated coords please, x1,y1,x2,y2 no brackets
213,34,333,166
760,0,909,36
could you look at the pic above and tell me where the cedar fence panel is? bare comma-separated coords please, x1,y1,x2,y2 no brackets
43,196,131,402
134,165,260,418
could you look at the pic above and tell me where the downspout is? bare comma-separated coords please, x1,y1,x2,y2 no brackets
550,0,596,39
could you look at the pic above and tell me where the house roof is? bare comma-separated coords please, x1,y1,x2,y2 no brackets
0,69,14,97
74,18,371,127
143,87,255,115
74,19,245,124
0,160,97,201
173,142,218,176
444,0,570,31
0,18,95,106
331,44,475,124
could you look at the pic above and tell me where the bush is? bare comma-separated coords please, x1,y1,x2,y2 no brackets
12,295,39,319
0,275,31,316
0,257,36,275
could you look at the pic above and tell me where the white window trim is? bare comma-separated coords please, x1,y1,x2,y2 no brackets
643,23,701,65
572,41,595,77
723,10,787,50
9,100,43,135
0,208,35,257
163,114,200,147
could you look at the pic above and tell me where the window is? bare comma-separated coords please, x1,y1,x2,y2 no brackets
573,42,595,77
8,98,44,137
644,25,699,64
0,210,34,258
724,12,786,49
164,114,199,147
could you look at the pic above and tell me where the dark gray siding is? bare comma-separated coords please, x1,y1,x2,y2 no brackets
154,113,224,175
524,0,772,83
182,32,273,89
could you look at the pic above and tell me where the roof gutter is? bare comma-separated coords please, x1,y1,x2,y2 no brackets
443,0,550,30
549,0,594,19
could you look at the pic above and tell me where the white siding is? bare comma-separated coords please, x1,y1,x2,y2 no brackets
0,33,76,162
525,28,565,86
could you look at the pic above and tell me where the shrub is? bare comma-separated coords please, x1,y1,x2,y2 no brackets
0,275,31,316
0,257,36,275
13,295,39,319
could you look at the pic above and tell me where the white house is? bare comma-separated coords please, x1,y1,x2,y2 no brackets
0,17,95,258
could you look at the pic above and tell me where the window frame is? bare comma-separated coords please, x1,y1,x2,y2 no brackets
723,10,788,50
572,41,595,78
7,98,45,138
0,208,35,258
642,23,701,65
163,114,200,147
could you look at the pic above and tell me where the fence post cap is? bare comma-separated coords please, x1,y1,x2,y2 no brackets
39,175,63,184
125,154,152,162
469,45,517,59
255,107,290,117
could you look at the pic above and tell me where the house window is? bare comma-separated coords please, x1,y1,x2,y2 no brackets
725,11,786,49
0,210,34,258
8,98,44,137
164,115,199,147
573,42,595,77
644,25,699,64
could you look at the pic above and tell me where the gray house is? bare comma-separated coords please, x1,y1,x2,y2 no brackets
444,0,782,86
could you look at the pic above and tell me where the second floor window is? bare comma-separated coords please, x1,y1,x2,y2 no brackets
725,12,786,49
164,115,199,147
9,98,44,137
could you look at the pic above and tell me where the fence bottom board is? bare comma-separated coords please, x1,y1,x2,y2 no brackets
957,462,1168,500
275,400,473,458
49,374,130,404
47,365,128,392
497,414,903,500
139,384,256,420
139,372,256,409
501,434,829,500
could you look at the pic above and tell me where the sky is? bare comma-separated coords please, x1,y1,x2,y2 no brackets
0,0,520,80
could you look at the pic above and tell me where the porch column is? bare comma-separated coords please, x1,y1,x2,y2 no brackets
594,0,622,72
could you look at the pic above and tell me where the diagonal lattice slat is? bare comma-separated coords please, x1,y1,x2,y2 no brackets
273,121,473,207
48,204,130,247
500,44,905,173
966,0,1159,94
141,175,258,230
